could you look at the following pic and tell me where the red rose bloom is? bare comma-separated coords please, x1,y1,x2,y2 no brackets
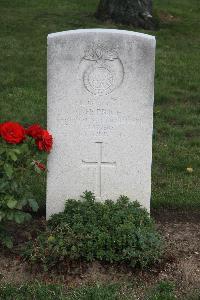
1,121,26,144
26,124,43,139
36,130,53,152
35,161,46,171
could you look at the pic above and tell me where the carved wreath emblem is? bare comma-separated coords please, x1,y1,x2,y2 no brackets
81,45,124,96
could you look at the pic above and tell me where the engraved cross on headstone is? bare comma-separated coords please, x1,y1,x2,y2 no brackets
82,142,116,199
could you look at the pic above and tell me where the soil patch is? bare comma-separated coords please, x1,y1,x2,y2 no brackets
158,11,180,24
0,210,199,299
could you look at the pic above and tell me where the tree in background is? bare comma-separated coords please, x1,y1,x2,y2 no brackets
96,0,156,29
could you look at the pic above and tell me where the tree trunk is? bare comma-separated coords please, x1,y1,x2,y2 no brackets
96,0,156,30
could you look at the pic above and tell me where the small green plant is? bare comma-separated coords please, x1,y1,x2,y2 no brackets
24,191,164,271
0,122,52,248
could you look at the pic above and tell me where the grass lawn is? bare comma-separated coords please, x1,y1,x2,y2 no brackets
0,281,199,300
0,0,199,210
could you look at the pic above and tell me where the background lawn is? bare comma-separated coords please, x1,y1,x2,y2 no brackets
0,281,199,300
0,0,199,210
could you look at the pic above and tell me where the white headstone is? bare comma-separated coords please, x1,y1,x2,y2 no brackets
47,29,156,218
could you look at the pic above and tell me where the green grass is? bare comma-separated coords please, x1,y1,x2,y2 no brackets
0,283,124,300
0,281,199,300
0,0,199,209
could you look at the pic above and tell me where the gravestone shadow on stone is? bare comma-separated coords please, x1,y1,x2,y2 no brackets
47,29,156,218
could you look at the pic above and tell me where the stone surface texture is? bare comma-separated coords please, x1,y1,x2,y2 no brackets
47,29,156,218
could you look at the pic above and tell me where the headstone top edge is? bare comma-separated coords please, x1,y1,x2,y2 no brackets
47,28,156,42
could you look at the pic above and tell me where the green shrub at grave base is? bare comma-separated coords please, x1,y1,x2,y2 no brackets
23,191,164,271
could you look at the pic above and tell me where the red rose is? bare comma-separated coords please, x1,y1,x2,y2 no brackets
36,130,53,152
0,121,26,144
26,124,43,139
35,161,46,171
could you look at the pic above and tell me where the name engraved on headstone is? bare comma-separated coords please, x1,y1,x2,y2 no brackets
62,105,135,137
79,106,133,137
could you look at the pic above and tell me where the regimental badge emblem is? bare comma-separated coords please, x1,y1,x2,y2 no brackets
80,45,124,96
